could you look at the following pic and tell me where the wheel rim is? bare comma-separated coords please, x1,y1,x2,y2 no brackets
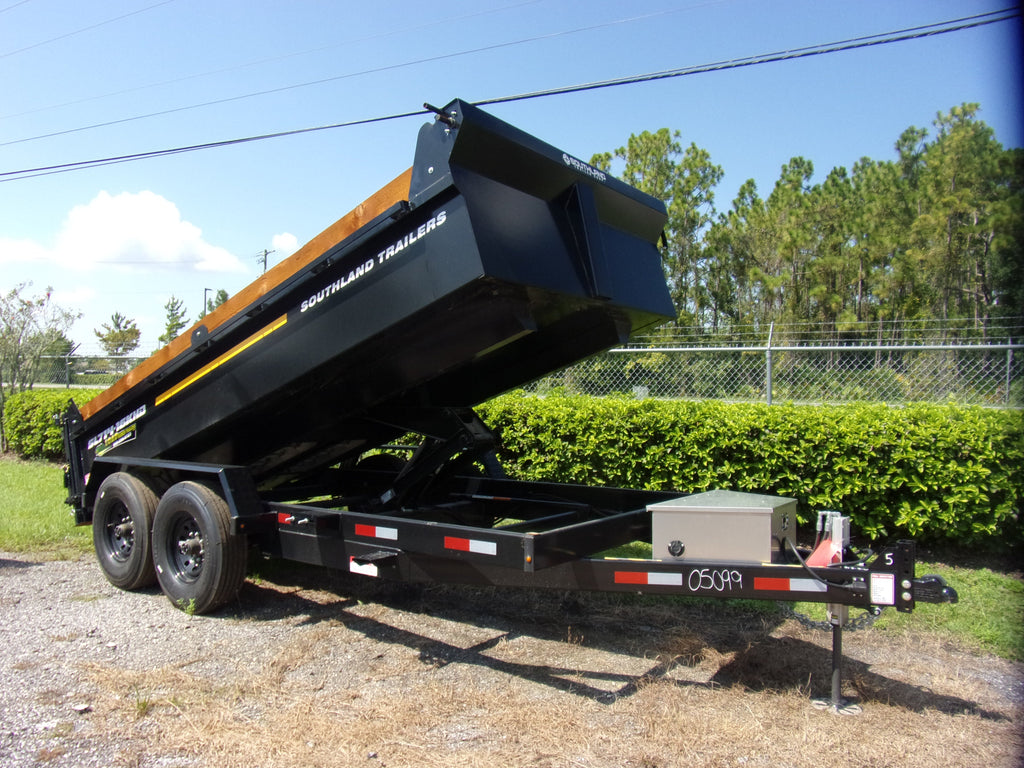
104,503,134,563
167,512,204,582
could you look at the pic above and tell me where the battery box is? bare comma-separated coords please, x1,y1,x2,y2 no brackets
649,490,796,564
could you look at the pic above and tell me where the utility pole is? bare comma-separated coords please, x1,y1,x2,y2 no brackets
256,249,275,274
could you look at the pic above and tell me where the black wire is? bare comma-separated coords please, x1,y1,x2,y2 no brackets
0,0,545,122
0,0,37,14
0,0,180,59
1,2,687,136
785,538,859,592
1,8,1018,183
0,108,429,181
476,9,1019,108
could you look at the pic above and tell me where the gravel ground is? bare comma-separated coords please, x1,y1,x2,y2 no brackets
0,555,177,768
1,552,1022,768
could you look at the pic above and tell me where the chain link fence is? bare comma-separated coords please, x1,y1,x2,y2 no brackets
529,320,1024,408
28,355,148,390
529,343,1022,407
21,321,1024,408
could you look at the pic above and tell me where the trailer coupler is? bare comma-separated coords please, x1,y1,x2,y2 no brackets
912,574,959,604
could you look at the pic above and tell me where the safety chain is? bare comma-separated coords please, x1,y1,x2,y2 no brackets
777,603,884,632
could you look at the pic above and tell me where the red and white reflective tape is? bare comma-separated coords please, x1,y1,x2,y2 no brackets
444,536,497,556
753,576,828,593
614,571,683,587
349,557,379,578
354,523,398,541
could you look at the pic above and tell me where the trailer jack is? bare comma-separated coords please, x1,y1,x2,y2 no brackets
812,574,957,715
811,605,864,715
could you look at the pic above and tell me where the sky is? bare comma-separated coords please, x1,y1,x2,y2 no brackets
1,0,1021,354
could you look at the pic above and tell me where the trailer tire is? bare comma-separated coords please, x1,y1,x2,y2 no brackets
152,481,247,615
92,472,159,590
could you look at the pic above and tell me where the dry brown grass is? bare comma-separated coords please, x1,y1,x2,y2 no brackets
80,570,1022,768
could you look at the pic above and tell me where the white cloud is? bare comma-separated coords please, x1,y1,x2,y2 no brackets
49,284,96,308
52,191,247,273
0,236,48,266
1,191,253,353
271,232,299,256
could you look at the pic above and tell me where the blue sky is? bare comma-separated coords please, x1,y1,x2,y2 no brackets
2,0,1021,352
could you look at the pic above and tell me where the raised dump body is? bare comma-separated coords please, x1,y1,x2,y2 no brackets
64,99,673,509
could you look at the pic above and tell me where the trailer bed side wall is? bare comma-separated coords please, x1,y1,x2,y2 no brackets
79,168,414,422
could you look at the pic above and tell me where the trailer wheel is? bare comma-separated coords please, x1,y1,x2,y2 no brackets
92,472,158,590
152,481,247,614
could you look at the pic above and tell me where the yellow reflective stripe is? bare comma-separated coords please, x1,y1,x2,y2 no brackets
155,314,288,406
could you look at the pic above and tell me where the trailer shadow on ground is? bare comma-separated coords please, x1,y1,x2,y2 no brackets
223,561,1007,721
0,557,42,570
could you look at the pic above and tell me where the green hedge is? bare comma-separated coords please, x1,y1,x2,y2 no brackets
2,389,103,461
478,394,1023,549
5,388,1021,548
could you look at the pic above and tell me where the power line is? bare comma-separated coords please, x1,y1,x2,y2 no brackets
478,8,1021,109
0,108,428,181
1,4,705,147
1,8,1018,184
0,0,180,59
0,0,37,14
0,0,547,121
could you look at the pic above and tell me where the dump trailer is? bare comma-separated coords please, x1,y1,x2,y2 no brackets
62,99,955,711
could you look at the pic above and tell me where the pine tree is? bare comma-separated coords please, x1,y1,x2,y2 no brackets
158,296,189,346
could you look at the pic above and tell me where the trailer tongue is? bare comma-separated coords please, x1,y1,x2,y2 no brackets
62,99,955,713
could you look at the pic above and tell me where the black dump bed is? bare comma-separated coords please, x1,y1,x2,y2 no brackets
64,99,673,497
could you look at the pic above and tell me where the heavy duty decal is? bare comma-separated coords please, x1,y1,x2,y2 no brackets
88,405,146,451
562,153,607,183
93,424,139,456
300,210,447,314
155,314,288,406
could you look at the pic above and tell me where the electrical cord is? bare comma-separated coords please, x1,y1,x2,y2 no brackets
784,537,860,592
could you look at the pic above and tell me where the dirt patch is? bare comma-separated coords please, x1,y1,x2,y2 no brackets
1,554,1020,767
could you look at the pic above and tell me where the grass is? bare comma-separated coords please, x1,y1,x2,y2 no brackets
3,454,1021,661
0,455,91,558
